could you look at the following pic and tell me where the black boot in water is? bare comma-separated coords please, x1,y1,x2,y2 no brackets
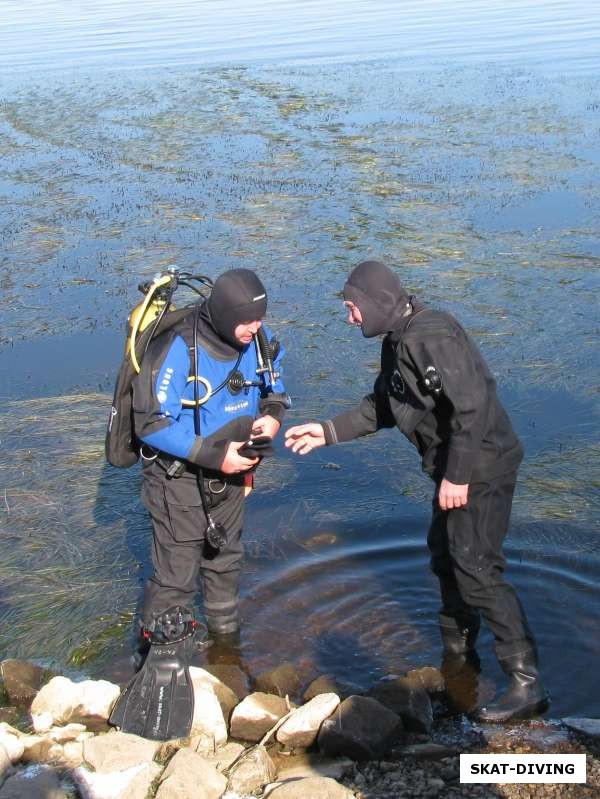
474,649,549,723
441,651,481,715
439,614,480,655
439,616,481,715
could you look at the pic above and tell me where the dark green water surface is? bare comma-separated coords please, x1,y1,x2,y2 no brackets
0,60,599,716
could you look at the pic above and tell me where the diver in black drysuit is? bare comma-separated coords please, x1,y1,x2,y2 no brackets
285,260,548,724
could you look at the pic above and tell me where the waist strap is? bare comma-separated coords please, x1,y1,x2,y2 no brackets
152,452,245,490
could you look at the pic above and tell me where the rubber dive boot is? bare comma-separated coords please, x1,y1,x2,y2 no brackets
439,614,480,655
203,569,240,636
441,650,481,716
474,648,549,723
207,613,240,636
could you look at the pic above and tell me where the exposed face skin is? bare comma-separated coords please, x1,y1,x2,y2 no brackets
344,300,363,326
234,319,262,344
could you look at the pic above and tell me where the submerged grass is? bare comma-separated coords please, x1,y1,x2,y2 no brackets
0,61,599,674
0,393,144,667
515,443,600,524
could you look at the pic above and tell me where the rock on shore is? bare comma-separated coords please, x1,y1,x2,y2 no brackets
0,657,599,799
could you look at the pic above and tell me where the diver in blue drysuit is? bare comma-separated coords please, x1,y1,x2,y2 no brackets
132,269,287,639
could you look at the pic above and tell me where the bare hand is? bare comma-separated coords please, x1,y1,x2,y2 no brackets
438,478,469,511
252,415,281,440
221,441,259,474
285,423,326,455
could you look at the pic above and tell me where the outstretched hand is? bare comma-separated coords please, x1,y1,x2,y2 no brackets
285,423,326,455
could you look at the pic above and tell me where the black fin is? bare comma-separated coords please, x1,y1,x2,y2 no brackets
109,636,195,740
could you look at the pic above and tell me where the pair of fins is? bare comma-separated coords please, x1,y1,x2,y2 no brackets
109,635,195,740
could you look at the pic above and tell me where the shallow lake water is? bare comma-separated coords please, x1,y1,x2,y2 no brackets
0,1,599,718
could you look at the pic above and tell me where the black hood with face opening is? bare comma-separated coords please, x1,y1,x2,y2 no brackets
342,260,412,337
202,268,268,351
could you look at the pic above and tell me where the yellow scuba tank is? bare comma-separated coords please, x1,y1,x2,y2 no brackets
106,266,215,469
127,294,175,354
127,273,176,371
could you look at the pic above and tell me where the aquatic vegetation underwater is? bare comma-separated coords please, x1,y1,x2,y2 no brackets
0,62,598,705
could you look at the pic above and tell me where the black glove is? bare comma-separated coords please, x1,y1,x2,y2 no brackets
238,435,274,459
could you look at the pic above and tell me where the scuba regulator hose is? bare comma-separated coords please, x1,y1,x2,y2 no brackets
192,302,227,551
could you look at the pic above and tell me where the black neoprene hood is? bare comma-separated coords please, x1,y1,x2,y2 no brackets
343,260,410,337
207,269,268,347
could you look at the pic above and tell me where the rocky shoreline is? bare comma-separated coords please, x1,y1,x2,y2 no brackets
1,657,599,798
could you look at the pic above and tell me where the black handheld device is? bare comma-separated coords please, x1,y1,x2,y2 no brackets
238,435,274,458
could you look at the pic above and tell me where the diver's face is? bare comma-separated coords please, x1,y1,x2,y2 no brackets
344,300,363,326
234,319,262,344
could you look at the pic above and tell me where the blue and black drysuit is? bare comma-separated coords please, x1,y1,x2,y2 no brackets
132,315,286,633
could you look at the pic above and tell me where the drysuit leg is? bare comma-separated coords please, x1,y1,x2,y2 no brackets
140,476,204,625
200,484,245,635
440,472,536,660
140,464,245,630
428,500,481,652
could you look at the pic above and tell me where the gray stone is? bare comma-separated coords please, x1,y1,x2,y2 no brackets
0,744,11,784
277,693,340,749
563,717,600,738
201,741,245,772
155,774,207,799
30,677,120,732
203,664,249,700
403,667,445,695
21,736,63,764
303,676,344,702
0,661,46,706
83,731,161,772
159,749,226,799
61,740,84,768
317,695,402,760
368,676,433,734
188,667,239,724
276,753,354,783
230,692,288,742
46,723,87,743
254,664,302,700
398,743,458,759
189,682,227,746
0,725,24,763
189,731,221,756
227,744,276,795
73,761,161,799
264,775,354,798
0,766,68,799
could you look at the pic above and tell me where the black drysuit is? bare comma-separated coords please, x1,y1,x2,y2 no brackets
325,268,535,661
